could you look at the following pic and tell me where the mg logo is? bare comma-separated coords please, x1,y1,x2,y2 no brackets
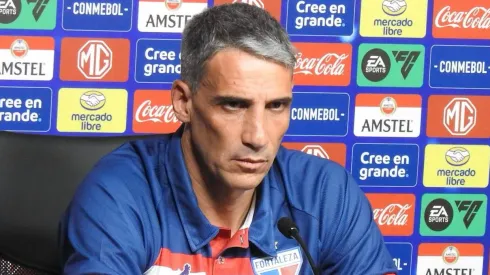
443,98,476,136
232,0,264,8
301,145,329,159
77,40,112,80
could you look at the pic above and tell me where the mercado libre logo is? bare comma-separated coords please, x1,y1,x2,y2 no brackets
420,193,487,237
281,142,347,167
423,144,490,188
132,90,182,134
213,0,282,22
359,0,428,38
365,193,415,236
432,0,490,40
57,88,128,134
357,43,425,88
0,0,57,29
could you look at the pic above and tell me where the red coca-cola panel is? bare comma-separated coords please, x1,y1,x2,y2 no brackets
365,193,416,236
292,42,352,86
132,90,182,133
432,0,490,39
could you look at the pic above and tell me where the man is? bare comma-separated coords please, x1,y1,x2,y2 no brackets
58,3,398,275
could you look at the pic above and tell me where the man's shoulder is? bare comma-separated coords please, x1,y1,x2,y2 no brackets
275,145,350,189
72,135,173,204
273,146,359,218
96,135,171,170
59,135,172,273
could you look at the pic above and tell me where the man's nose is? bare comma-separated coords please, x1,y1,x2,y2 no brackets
242,110,268,150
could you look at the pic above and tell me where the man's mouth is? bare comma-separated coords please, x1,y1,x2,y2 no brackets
234,158,268,172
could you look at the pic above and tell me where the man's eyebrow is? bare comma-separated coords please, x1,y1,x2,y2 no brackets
271,97,293,104
211,96,292,105
211,96,253,105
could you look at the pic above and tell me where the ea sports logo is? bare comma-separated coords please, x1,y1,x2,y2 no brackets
424,198,454,232
301,145,329,159
361,48,391,82
77,40,113,80
443,98,476,136
0,0,21,24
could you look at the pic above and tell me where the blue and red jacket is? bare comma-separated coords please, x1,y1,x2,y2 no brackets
58,126,398,274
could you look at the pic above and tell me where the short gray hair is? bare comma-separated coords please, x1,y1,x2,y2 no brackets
180,3,297,93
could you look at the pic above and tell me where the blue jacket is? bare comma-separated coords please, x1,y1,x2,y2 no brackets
58,127,398,274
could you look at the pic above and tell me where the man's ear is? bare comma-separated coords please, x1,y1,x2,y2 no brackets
171,79,193,123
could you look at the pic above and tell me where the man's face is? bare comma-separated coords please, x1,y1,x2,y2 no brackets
188,48,293,190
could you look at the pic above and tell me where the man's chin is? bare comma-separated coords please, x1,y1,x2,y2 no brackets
224,173,266,191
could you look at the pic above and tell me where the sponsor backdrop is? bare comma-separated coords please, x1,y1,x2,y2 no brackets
0,0,489,273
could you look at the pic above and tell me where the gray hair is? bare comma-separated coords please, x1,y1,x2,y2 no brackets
180,3,297,93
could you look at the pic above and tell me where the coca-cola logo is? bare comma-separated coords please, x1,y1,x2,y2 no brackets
294,52,348,76
434,6,490,29
373,203,412,226
134,100,180,123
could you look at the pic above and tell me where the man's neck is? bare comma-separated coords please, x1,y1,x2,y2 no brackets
191,179,255,236
180,129,255,236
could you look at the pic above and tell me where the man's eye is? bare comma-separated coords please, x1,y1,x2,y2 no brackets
223,101,244,110
226,101,240,108
268,101,287,111
270,102,283,109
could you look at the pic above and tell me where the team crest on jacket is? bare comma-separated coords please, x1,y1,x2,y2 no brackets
252,247,303,275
